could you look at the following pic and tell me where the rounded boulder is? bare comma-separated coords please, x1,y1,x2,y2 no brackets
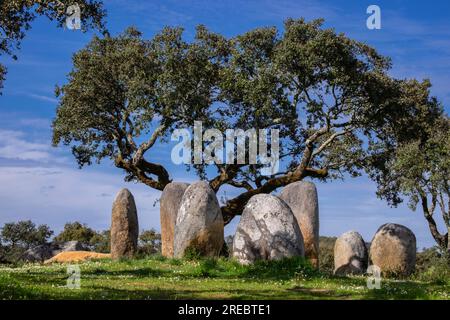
369,223,416,276
334,231,368,275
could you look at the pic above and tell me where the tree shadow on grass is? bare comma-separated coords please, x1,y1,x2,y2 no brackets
83,267,169,278
85,285,341,300
361,281,433,300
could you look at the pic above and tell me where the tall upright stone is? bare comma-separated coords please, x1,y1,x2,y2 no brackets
160,182,189,257
173,181,224,258
334,231,368,275
369,223,416,276
232,194,304,265
279,181,319,267
110,188,139,259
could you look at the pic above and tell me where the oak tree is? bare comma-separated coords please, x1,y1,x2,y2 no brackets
53,19,442,225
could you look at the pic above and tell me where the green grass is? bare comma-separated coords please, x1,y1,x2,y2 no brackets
0,256,448,300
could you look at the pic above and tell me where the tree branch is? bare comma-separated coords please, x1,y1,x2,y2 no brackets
132,124,166,165
420,191,447,249
312,129,352,158
209,164,241,192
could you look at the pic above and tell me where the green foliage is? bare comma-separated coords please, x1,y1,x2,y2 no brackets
190,256,318,280
0,220,53,263
89,229,110,253
0,220,53,248
168,258,182,266
54,222,111,252
137,229,161,257
415,247,450,284
52,18,439,222
393,117,449,211
244,257,319,280
183,247,203,261
371,114,449,250
53,25,226,189
197,258,218,277
0,256,447,299
0,244,6,263
318,236,337,274
0,0,106,92
54,221,96,246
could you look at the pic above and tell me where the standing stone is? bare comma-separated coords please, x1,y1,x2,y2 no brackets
173,181,224,258
369,223,416,276
334,231,368,275
160,182,189,257
110,189,139,259
232,194,304,265
279,181,319,267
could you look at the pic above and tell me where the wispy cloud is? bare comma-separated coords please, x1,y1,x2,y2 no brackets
26,93,58,104
19,117,51,129
0,130,52,162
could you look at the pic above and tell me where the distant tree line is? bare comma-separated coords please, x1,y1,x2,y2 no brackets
0,220,161,264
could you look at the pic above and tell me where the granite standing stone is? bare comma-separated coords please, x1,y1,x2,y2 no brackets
232,194,305,264
160,182,189,257
173,181,224,258
280,181,319,267
110,188,139,259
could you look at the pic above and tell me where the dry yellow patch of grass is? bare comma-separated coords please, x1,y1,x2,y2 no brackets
44,251,111,264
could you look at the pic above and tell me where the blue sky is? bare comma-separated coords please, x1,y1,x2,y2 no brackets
0,0,449,249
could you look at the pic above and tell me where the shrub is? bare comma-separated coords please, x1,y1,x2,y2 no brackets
0,220,53,264
54,222,96,247
414,247,450,284
89,230,110,253
318,236,336,274
0,243,7,263
137,229,161,257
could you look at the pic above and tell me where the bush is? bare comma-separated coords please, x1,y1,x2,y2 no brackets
54,222,96,247
54,222,112,253
0,220,53,264
137,229,161,257
318,236,336,274
414,247,450,284
89,230,110,253
0,243,7,263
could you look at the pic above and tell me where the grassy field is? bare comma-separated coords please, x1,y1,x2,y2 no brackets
0,256,448,300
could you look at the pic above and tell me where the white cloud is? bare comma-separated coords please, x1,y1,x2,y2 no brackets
0,166,162,234
19,118,52,129
0,130,53,161
26,93,58,104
